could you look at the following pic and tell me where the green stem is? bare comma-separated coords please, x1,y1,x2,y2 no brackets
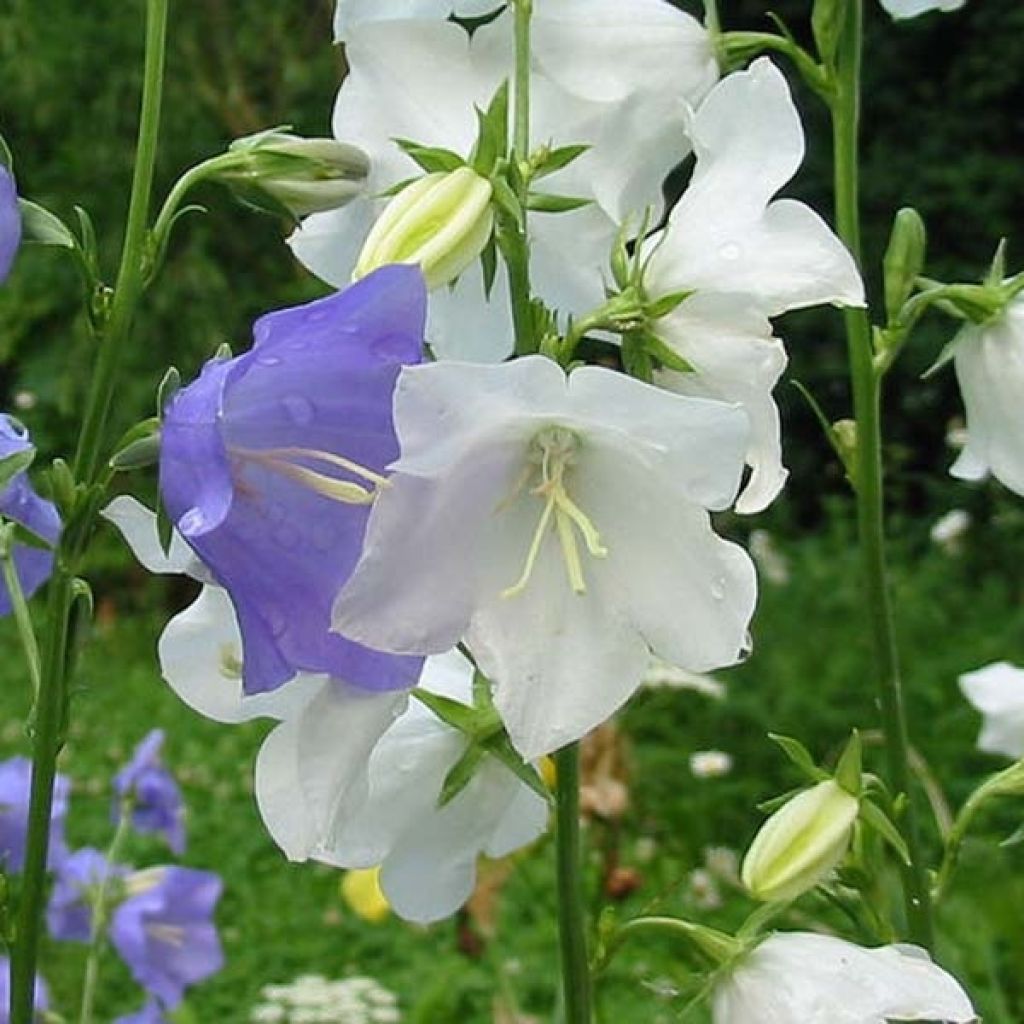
9,2,169,1019
78,804,133,1024
0,542,41,696
512,0,531,160
554,744,592,1024
830,0,934,949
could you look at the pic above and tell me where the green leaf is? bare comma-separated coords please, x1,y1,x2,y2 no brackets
532,143,590,179
859,799,911,865
526,192,591,214
0,447,35,493
768,733,829,782
393,138,465,174
17,199,76,248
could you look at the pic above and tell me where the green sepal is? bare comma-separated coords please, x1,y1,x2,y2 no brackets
768,733,830,783
157,367,182,419
834,730,863,797
45,459,76,518
482,731,552,806
479,236,499,300
0,446,36,493
985,237,1008,288
375,176,419,200
393,139,466,174
620,333,653,383
645,288,695,321
0,134,12,170
755,785,804,815
526,192,591,214
638,330,693,375
531,143,590,180
858,798,911,865
70,576,95,622
411,688,487,737
3,520,55,553
213,341,233,362
470,81,509,176
490,176,524,230
439,742,488,807
811,0,849,67
1000,822,1024,849
109,419,161,473
17,199,76,249
156,498,176,558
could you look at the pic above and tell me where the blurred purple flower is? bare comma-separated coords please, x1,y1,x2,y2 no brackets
0,416,61,617
47,847,127,942
115,999,166,1024
0,756,69,873
159,265,426,695
110,866,224,1008
114,730,185,854
0,955,48,1022
0,166,20,283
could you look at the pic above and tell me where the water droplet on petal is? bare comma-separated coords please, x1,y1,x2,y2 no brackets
178,506,206,536
719,241,741,262
282,395,315,426
710,576,727,600
257,354,282,367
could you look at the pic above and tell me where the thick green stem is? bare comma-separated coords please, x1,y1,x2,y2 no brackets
830,0,934,949
9,1,169,1018
555,744,593,1024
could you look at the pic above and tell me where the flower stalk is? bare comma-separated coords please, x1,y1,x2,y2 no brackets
829,0,934,949
9,0,169,1017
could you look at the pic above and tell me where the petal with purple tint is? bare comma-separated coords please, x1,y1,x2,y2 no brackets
0,166,20,283
0,757,69,873
114,731,186,855
47,847,126,943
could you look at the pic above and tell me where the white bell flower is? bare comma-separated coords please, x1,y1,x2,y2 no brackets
333,356,757,759
878,0,966,20
643,59,865,514
293,6,717,360
256,648,549,923
949,294,1024,497
959,661,1024,759
334,0,501,42
712,932,976,1024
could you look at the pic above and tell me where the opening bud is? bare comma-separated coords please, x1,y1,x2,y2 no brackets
355,168,494,290
220,132,369,220
741,779,859,903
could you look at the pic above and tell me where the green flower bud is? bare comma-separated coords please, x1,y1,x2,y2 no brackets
355,167,494,290
741,779,859,903
220,133,369,219
883,207,927,322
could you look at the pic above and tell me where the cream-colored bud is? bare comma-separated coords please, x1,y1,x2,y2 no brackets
741,779,858,903
355,167,493,290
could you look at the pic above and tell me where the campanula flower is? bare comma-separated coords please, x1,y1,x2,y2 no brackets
0,956,48,1023
0,756,69,872
47,847,126,942
114,730,186,854
879,0,966,19
959,661,1024,758
0,165,19,283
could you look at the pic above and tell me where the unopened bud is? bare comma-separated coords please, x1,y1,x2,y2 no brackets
883,207,927,322
355,168,494,290
221,133,369,219
741,779,859,903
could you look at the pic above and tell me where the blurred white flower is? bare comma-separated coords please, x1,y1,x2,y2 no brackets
712,932,975,1023
930,509,971,554
748,529,790,585
644,658,727,699
252,974,401,1024
950,294,1024,497
703,845,740,883
689,750,733,779
878,0,966,20
688,867,722,910
959,661,1024,758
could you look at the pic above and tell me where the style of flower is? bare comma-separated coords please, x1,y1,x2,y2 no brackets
711,932,976,1023
959,661,1024,759
0,756,69,873
114,730,186,854
642,58,864,513
333,356,757,758
256,649,549,923
292,3,717,361
159,266,426,695
0,956,48,1024
0,415,61,617
948,293,1024,497
0,165,20,283
878,0,966,19
110,866,224,1008
47,847,125,942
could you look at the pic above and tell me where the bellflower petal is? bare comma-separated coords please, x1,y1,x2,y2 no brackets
711,932,975,1023
114,731,186,854
0,956,48,1023
115,1000,166,1024
0,166,20,284
0,757,69,873
335,357,756,758
0,416,61,617
102,496,201,577
333,0,502,42
110,866,224,1009
47,847,126,942
643,59,863,513
879,0,966,19
959,661,1024,758
159,267,427,694
949,295,1024,496
256,650,548,922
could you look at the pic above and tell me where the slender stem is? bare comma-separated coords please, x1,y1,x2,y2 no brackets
554,744,592,1024
10,2,170,1019
830,0,934,949
512,0,531,160
1,542,41,696
78,805,133,1024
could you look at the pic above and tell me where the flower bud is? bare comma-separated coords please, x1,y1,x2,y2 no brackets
355,167,494,290
220,133,369,219
883,206,927,322
741,779,859,903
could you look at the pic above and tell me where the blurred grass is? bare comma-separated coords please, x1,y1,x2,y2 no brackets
1,500,1022,1022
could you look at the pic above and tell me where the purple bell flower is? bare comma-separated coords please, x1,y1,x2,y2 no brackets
0,955,48,1023
110,866,224,1008
0,416,61,617
0,165,20,284
47,847,126,942
0,756,69,873
114,730,186,854
115,999,166,1024
159,265,427,695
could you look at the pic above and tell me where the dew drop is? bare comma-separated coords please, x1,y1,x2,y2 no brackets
282,394,315,426
257,354,282,367
710,576,727,600
719,241,741,261
178,506,206,536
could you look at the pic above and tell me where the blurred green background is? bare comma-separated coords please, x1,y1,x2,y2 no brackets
1,1,1023,1021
